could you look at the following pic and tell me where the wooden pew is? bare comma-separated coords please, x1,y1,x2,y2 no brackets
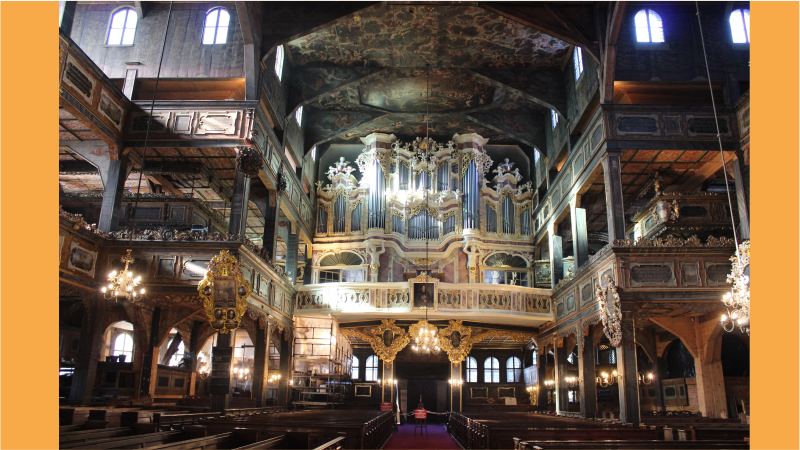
59,430,183,449
153,412,223,431
515,439,750,450
231,434,345,450
223,406,287,418
59,427,135,445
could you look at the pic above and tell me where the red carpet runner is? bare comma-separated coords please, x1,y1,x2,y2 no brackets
382,423,460,449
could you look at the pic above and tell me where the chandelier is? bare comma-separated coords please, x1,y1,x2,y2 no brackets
101,250,145,300
721,241,750,335
596,371,618,388
409,319,440,353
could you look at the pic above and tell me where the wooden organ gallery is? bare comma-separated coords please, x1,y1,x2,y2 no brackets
57,1,751,449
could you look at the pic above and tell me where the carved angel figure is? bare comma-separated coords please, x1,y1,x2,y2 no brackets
366,240,386,268
462,241,483,271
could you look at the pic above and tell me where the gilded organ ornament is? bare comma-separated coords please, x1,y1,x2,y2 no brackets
595,274,623,347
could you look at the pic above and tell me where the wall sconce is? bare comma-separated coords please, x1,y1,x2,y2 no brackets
268,374,282,383
378,378,397,386
526,385,539,406
596,371,618,388
448,379,463,387
198,364,211,380
638,372,654,385
544,380,555,390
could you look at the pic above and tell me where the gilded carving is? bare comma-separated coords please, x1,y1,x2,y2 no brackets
595,275,622,347
197,250,253,334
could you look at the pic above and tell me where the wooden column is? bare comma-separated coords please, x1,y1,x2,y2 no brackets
210,332,234,412
450,362,463,412
615,309,641,425
554,341,568,413
733,156,750,239
98,159,130,232
550,234,564,287
139,306,161,398
537,353,548,410
228,170,251,237
382,361,394,403
285,229,299,285
579,332,597,418
262,191,282,262
601,151,626,241
59,1,77,35
187,324,200,396
69,296,107,404
277,330,291,406
571,205,589,269
251,321,272,407
695,359,728,418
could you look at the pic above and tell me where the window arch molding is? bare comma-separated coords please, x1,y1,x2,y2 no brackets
202,7,231,45
106,7,138,46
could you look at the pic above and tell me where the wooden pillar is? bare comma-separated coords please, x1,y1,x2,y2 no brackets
98,159,129,232
554,341,568,413
382,361,394,403
228,170,251,237
695,359,728,418
251,322,272,407
59,1,77,35
601,151,626,241
450,362,463,412
550,234,564,286
579,332,597,418
537,353,548,409
139,306,161,398
616,309,640,425
277,330,291,406
262,191,282,262
187,325,200,396
210,332,234,412
160,333,183,365
733,156,749,239
285,230,299,285
69,297,107,404
571,205,589,268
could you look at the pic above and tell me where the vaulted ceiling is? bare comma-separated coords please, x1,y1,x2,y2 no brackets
282,3,577,153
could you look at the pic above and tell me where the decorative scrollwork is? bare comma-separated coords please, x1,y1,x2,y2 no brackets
235,146,262,178
343,319,410,362
438,320,473,363
595,275,622,347
613,234,735,248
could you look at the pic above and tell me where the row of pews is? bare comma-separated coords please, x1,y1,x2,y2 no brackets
450,411,749,450
59,407,391,449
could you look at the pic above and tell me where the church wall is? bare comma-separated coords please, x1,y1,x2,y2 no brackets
615,2,750,83
565,49,599,134
71,2,245,80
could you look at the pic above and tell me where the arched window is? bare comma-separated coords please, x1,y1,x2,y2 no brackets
506,357,522,382
295,106,304,127
365,355,379,381
551,109,559,129
107,8,137,45
275,45,285,81
203,8,230,45
635,9,665,43
113,334,133,361
730,9,750,44
466,356,478,383
352,356,360,380
573,47,584,80
168,341,185,366
484,357,500,383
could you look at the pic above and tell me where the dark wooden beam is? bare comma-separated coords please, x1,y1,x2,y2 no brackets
602,2,627,103
543,4,601,64
133,1,149,19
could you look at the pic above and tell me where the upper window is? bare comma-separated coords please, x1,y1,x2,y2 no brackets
534,149,541,164
107,8,138,46
168,341,185,366
466,356,478,383
275,45,285,81
573,47,584,80
506,357,522,383
551,110,558,129
352,355,360,380
113,333,133,361
730,9,750,44
365,355,379,381
295,106,304,127
484,357,500,383
635,9,665,43
203,8,230,45
310,146,317,162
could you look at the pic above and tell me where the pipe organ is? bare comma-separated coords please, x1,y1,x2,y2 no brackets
315,133,537,242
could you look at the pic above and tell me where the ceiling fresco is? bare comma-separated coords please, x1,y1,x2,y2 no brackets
286,4,571,69
283,3,572,151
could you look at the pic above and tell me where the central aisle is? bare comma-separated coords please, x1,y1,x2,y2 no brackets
383,423,461,450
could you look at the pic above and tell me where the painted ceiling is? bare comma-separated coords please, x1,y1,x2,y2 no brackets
283,3,571,152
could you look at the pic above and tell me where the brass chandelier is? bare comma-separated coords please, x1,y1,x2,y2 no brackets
409,317,440,353
102,249,145,300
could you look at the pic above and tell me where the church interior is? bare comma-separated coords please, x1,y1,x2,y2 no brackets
57,1,754,449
